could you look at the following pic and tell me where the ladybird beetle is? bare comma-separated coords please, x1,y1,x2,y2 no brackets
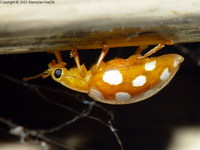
24,43,184,104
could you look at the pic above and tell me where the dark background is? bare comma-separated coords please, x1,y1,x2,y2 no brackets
0,43,200,150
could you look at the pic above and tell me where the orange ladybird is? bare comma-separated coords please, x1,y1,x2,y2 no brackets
24,43,184,105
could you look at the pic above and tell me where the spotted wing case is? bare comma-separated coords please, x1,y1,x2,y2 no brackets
89,54,184,104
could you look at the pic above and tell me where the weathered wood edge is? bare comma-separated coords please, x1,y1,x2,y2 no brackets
0,0,200,54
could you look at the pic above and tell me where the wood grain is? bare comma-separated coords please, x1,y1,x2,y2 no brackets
0,0,200,54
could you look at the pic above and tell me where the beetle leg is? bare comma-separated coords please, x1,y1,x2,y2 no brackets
48,51,63,63
91,45,109,74
54,51,63,63
96,45,109,67
70,49,81,71
134,45,149,54
138,44,165,59
70,49,87,77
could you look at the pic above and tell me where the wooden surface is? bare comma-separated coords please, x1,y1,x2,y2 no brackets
0,0,200,54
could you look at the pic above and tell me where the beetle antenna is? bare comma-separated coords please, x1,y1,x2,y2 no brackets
23,69,51,81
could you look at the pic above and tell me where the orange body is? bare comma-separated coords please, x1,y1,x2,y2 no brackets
24,44,184,105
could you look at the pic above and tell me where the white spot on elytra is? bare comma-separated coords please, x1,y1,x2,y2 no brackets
160,68,171,81
115,92,131,101
173,60,179,67
132,75,147,87
103,69,123,85
89,89,104,100
145,60,156,71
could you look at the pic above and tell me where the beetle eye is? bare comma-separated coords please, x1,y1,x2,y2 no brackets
54,69,62,78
